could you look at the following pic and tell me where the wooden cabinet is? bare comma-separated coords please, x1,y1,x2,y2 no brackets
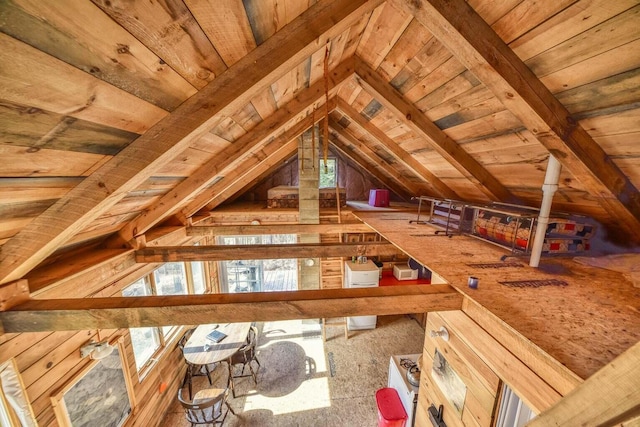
416,311,562,426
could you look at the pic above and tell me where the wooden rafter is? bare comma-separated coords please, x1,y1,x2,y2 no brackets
353,57,521,204
198,139,299,213
187,223,373,236
528,341,640,427
135,242,399,263
112,60,354,246
0,0,385,285
0,285,463,332
330,137,414,200
336,98,459,199
329,116,434,196
396,0,640,240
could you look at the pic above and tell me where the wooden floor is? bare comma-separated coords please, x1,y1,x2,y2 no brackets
354,210,640,383
262,268,297,292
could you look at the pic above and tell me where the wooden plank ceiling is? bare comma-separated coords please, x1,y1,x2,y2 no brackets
1,0,639,285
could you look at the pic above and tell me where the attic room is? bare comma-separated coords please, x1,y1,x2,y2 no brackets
0,0,639,426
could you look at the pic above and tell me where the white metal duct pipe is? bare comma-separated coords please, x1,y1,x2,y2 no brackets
529,155,562,267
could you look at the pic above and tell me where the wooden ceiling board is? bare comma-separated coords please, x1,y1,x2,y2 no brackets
341,10,374,59
510,0,638,62
154,146,215,178
594,132,640,158
402,55,467,103
414,70,481,113
579,107,640,138
0,100,138,156
376,18,435,82
185,0,257,67
0,33,168,134
0,0,197,111
242,0,312,45
250,87,279,120
432,94,508,131
540,38,640,95
211,116,248,142
557,68,640,118
445,110,525,144
389,38,455,96
525,6,640,78
0,177,81,204
491,0,578,44
426,85,496,122
355,1,413,69
90,0,227,89
0,145,107,178
467,0,522,26
231,102,263,133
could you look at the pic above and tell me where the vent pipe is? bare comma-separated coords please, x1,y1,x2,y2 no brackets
529,155,562,267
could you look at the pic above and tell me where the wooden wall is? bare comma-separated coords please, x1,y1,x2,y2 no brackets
236,147,402,203
0,261,187,427
416,311,563,427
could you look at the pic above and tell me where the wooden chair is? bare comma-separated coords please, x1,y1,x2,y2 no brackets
177,387,235,426
226,326,261,398
179,328,216,400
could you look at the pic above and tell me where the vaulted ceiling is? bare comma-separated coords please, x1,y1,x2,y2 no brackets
1,0,639,286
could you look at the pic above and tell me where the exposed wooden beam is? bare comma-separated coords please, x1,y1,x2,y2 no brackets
330,137,414,200
528,341,640,427
0,285,463,332
353,57,521,204
329,116,434,196
396,0,640,240
112,60,354,246
0,0,385,285
187,223,373,236
135,242,399,263
336,98,459,199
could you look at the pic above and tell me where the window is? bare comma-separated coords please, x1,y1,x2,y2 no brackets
190,261,207,294
123,277,160,371
319,158,337,188
122,261,209,373
218,235,297,293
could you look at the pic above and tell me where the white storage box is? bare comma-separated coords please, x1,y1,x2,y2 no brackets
393,264,418,281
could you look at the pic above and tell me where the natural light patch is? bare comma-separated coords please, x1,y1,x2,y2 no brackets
243,377,331,415
242,319,331,415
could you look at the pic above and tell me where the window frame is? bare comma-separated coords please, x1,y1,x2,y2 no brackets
122,260,210,377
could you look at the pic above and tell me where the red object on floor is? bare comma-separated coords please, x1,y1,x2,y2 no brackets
369,189,390,207
376,388,407,427
379,270,430,286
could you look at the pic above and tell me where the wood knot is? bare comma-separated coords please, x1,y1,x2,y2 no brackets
116,44,130,54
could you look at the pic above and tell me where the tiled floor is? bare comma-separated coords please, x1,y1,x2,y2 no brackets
161,315,425,427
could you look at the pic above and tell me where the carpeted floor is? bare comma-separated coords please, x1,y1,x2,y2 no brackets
161,315,425,427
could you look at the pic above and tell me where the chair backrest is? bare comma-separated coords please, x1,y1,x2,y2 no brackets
178,327,196,351
230,326,258,365
177,388,227,424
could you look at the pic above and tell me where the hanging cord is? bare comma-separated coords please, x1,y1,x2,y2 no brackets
323,43,330,173
311,109,316,170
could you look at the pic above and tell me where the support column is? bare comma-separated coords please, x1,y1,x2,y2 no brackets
298,126,320,290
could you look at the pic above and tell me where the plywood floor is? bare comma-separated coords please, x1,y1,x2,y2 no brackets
353,210,640,381
161,315,425,427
